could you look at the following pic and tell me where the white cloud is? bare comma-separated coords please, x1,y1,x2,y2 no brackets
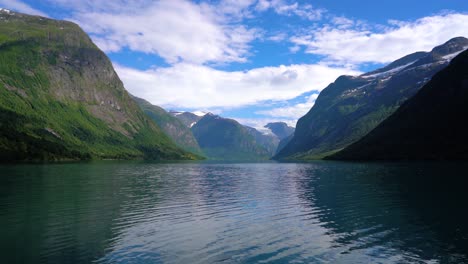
291,13,468,65
256,93,319,119
49,0,258,65
330,16,355,29
268,32,287,42
114,63,359,109
0,0,48,16
289,45,300,53
233,117,297,130
256,0,325,21
216,0,257,20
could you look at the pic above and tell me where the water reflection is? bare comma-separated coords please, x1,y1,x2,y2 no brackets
295,162,468,263
1,162,467,263
0,163,132,263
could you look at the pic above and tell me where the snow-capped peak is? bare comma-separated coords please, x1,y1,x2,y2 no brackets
193,111,208,117
0,8,11,14
259,127,275,136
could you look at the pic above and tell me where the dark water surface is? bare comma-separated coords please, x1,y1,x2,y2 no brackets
1,161,468,263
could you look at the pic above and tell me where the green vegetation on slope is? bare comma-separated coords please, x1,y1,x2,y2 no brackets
0,10,196,161
329,50,468,161
275,37,468,160
191,114,271,160
133,96,204,156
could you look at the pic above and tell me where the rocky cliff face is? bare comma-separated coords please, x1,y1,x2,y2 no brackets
0,10,195,161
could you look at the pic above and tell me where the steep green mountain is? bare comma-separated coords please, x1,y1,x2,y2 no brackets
191,113,271,160
132,96,204,156
264,122,295,140
0,10,196,161
244,126,279,156
329,50,468,161
170,111,203,128
275,37,468,160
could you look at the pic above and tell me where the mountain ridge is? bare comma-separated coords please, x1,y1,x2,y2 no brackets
275,36,468,160
329,49,468,160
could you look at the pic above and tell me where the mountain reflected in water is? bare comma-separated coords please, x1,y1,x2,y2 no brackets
1,161,467,263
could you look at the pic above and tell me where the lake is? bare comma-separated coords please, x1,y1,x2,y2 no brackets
1,161,467,263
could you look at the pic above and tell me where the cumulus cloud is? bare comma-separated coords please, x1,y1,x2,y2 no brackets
291,13,468,65
0,0,48,16
48,0,259,65
114,63,359,109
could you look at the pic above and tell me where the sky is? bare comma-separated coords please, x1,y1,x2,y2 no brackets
1,0,468,129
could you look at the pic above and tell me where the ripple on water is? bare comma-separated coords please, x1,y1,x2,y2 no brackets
1,162,468,263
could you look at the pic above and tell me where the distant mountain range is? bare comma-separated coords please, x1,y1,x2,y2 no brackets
4,10,466,162
275,37,468,160
189,113,272,160
329,49,468,160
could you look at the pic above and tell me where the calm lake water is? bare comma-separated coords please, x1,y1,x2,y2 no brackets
1,161,468,263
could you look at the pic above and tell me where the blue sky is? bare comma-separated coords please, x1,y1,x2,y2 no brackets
1,0,468,128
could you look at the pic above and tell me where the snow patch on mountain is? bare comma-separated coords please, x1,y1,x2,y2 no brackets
361,61,417,79
442,46,468,61
193,111,208,117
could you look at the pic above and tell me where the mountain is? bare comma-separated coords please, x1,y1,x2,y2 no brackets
0,10,196,161
264,122,295,154
329,49,468,160
169,111,203,128
276,134,293,154
275,37,468,160
132,96,204,156
191,113,271,160
244,126,279,156
264,122,295,140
